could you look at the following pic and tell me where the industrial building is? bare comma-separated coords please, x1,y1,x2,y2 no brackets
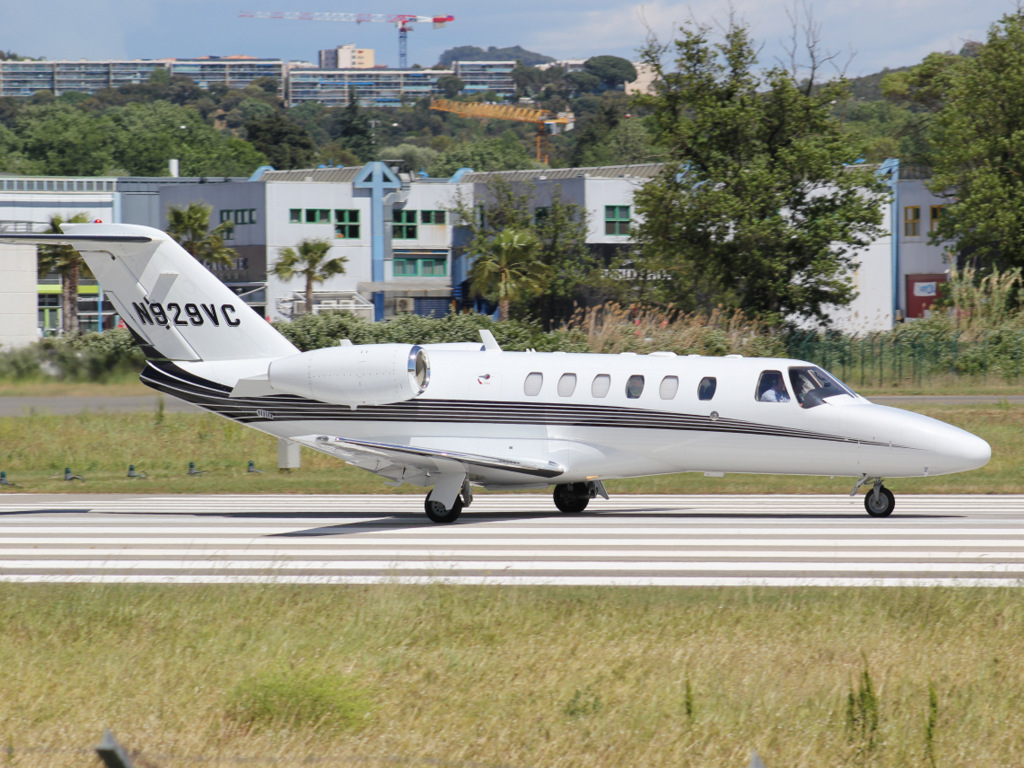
0,161,952,351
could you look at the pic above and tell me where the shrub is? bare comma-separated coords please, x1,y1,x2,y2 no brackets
224,670,372,733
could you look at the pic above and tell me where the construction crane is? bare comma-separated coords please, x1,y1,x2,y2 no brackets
429,98,575,164
240,11,454,68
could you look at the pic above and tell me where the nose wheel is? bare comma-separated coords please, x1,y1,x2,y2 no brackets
864,483,895,517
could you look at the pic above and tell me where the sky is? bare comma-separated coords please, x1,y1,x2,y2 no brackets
1,1,1017,78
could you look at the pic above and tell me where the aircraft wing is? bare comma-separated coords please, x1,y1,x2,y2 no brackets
289,434,565,487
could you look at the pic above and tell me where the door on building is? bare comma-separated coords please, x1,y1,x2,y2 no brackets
905,273,948,319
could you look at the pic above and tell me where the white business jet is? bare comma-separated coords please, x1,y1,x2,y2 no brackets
2,223,991,522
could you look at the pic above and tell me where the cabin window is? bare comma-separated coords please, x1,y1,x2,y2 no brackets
591,374,611,398
756,370,790,403
524,372,543,396
659,375,679,400
788,366,854,408
625,375,645,399
698,376,717,401
557,373,577,397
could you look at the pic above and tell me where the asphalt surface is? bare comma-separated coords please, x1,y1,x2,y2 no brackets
0,493,1022,586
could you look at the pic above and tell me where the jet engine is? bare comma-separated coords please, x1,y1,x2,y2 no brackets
267,344,430,406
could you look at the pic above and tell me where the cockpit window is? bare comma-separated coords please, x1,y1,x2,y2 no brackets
788,366,855,408
756,370,790,402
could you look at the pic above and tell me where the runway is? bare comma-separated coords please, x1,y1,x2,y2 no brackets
0,493,1023,586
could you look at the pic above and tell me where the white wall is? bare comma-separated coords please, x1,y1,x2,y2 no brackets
0,244,39,349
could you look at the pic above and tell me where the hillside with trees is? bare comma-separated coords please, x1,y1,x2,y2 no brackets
0,29,1002,184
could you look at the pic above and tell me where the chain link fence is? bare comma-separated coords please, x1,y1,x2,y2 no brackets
785,328,1024,388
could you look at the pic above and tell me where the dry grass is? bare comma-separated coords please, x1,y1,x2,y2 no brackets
557,303,786,358
1,585,1023,767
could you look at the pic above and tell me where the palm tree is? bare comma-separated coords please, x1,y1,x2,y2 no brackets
38,213,92,336
272,239,348,316
467,228,549,321
166,201,237,268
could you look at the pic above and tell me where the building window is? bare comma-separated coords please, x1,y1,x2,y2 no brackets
534,207,549,225
420,210,446,225
393,209,418,239
605,205,630,236
335,209,360,239
393,259,418,276
419,258,447,276
393,257,447,277
218,210,235,240
289,208,301,223
930,205,944,232
904,206,921,237
306,209,331,224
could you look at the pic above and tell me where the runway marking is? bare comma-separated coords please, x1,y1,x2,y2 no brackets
1,494,1023,585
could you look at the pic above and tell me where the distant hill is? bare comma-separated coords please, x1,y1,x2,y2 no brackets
437,45,554,68
844,66,914,101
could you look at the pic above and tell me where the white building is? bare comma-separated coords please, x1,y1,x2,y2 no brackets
0,160,954,344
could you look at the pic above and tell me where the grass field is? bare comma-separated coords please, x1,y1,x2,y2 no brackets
0,584,1022,768
2,388,1022,767
0,400,1018,494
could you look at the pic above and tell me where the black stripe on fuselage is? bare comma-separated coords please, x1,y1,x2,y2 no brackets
140,359,897,448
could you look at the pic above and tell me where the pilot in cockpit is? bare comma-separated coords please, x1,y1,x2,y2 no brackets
758,371,790,402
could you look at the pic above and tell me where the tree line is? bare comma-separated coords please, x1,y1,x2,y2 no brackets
12,10,1024,331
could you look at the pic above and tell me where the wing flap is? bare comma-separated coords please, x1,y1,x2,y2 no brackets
289,434,565,483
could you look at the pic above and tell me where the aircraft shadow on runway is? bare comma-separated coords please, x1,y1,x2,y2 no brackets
268,509,962,537
0,509,92,516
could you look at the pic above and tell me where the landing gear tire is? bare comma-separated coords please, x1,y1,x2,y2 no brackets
425,491,464,524
553,483,590,514
864,486,895,517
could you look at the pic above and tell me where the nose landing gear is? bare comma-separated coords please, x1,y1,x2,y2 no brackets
852,476,896,517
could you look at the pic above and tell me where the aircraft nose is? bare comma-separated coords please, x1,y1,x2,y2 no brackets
945,430,991,472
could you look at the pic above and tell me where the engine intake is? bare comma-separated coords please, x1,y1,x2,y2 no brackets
267,344,429,406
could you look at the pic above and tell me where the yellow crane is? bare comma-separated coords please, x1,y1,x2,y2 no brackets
429,98,574,163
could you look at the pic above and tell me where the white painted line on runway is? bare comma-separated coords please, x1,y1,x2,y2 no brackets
6,548,1024,560
0,574,1020,587
1,559,1023,573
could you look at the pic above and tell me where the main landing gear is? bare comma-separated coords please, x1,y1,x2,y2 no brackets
553,481,608,514
424,478,473,524
852,476,896,518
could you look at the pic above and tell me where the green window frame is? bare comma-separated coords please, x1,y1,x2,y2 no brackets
393,209,418,239
289,208,302,223
420,258,447,277
218,209,235,240
420,210,446,225
334,209,360,239
306,209,331,224
605,205,630,236
393,256,448,277
393,259,419,276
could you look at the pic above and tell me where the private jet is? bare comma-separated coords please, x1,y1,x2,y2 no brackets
2,223,991,522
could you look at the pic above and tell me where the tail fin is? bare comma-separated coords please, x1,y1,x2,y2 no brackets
11,223,297,363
